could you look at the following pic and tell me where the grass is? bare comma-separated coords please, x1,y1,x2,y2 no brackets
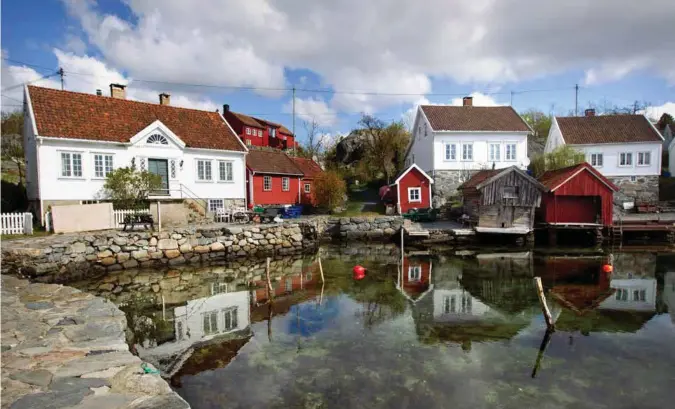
1,230,52,241
333,201,384,217
333,183,386,217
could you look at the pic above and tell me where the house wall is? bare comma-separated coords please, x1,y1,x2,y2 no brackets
431,288,490,320
402,258,431,300
433,132,529,171
570,142,662,177
35,133,247,205
544,118,564,153
249,173,301,206
478,205,533,229
598,278,657,312
299,178,315,206
669,139,675,175
406,111,435,173
398,167,432,213
23,100,39,201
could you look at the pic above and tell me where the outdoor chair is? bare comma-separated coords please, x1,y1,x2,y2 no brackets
215,208,231,223
122,214,154,231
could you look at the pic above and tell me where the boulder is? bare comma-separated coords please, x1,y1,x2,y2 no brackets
157,239,178,250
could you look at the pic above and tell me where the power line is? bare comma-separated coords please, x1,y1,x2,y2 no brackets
1,94,23,103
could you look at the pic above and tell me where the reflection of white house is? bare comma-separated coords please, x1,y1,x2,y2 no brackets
432,288,491,321
599,278,657,312
664,273,675,323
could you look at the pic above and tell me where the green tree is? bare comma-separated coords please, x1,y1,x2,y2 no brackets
657,113,673,128
102,167,163,209
1,112,25,184
530,145,585,177
314,170,347,211
521,109,552,141
358,115,410,183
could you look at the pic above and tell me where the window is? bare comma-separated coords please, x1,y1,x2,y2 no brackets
590,153,603,167
285,278,293,292
637,152,651,166
444,143,457,161
462,143,473,161
634,289,646,302
246,139,252,146
304,183,311,193
269,127,276,138
461,295,472,313
408,187,421,202
203,311,219,335
258,129,263,137
502,186,518,199
93,154,114,178
208,199,224,212
443,296,457,314
615,288,628,301
619,152,633,167
489,143,501,161
146,134,168,145
282,177,290,191
246,127,251,135
176,321,184,340
223,308,238,331
505,144,517,161
61,152,83,178
211,282,229,295
424,124,428,137
630,176,637,182
218,161,233,182
263,175,272,191
197,160,212,181
408,266,422,281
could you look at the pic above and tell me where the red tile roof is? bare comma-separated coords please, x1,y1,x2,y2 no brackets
246,149,303,175
226,110,294,135
290,157,322,178
27,86,245,151
556,115,663,144
420,105,530,132
538,162,619,192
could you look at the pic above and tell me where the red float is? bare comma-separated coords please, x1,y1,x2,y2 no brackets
353,265,366,280
602,264,613,273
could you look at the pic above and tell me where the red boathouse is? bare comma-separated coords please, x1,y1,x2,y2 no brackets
383,164,434,214
538,162,619,227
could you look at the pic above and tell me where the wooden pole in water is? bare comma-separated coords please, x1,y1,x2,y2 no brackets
531,328,553,378
534,277,554,330
318,257,325,283
266,257,274,300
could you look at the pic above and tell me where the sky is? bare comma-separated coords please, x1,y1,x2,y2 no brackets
2,0,674,146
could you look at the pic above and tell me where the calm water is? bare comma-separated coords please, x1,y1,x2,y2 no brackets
70,247,675,409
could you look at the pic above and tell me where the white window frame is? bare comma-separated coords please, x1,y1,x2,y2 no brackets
488,143,501,162
210,282,229,295
408,187,421,202
637,151,651,167
223,307,238,332
304,183,311,193
263,175,272,191
282,177,290,191
505,143,517,161
246,139,252,146
196,159,213,181
590,153,603,168
408,266,422,281
257,129,263,137
208,199,224,213
60,151,84,178
444,143,457,161
202,310,219,335
246,127,251,135
92,153,114,179
218,161,234,182
269,127,276,138
618,152,633,167
461,143,473,161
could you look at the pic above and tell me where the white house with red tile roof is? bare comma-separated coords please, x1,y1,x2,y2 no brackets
544,109,664,204
23,84,249,221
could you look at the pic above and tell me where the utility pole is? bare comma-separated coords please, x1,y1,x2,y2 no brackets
510,90,514,106
574,84,579,116
59,67,65,90
292,86,296,156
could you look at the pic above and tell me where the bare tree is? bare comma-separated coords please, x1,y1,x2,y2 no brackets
301,119,328,160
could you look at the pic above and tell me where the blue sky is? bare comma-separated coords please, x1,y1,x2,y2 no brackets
2,0,674,144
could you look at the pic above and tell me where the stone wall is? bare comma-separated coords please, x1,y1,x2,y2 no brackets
609,175,660,205
431,170,477,209
315,216,404,241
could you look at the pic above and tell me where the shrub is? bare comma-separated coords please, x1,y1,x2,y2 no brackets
531,145,585,177
314,171,347,211
102,167,163,209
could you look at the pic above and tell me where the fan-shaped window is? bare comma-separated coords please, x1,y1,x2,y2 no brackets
147,134,168,145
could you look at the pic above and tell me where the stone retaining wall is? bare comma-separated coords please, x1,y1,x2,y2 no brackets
316,216,404,241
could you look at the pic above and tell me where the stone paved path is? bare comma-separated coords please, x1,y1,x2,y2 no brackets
1,275,190,409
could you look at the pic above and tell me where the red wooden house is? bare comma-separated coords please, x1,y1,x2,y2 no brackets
222,105,295,150
246,150,303,206
290,156,323,206
538,162,619,226
399,255,433,302
382,164,434,214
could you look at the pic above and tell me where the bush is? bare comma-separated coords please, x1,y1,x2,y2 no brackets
314,171,347,212
102,167,163,209
531,145,585,177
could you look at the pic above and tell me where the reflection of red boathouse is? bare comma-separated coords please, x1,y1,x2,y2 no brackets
398,255,433,302
251,261,321,306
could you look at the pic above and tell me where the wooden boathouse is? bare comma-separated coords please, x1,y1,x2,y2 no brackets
458,166,546,243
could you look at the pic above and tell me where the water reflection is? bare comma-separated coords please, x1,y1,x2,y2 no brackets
68,248,675,409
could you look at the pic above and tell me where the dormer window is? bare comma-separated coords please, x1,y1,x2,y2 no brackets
147,134,168,145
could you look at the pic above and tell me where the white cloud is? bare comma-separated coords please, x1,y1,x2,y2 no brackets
284,97,338,127
640,102,675,121
450,92,504,106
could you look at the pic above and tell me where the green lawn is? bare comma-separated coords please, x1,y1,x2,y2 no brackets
1,230,52,241
333,183,386,217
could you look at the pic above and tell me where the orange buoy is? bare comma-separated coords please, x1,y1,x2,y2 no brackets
602,264,613,273
353,265,366,280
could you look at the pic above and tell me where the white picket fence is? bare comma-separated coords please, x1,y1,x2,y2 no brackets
1,212,33,235
113,209,151,226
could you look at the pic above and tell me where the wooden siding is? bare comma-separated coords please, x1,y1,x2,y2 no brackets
478,171,542,207
478,205,533,229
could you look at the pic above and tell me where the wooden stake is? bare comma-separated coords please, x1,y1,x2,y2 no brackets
266,257,274,300
318,257,325,283
534,277,554,330
531,328,553,378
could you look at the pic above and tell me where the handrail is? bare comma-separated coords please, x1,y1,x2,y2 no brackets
179,184,209,214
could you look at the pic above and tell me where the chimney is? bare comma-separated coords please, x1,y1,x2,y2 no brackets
96,89,102,96
223,104,230,113
159,93,171,106
462,96,473,107
585,108,596,117
110,83,126,99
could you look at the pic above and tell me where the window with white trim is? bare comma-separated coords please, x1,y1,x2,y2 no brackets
61,152,83,178
590,153,603,167
488,143,501,161
285,278,293,292
282,177,290,191
93,154,113,178
408,266,422,281
462,143,473,161
269,127,276,138
505,144,517,161
246,127,251,135
197,159,212,181
246,139,252,146
223,307,238,331
211,282,229,295
146,134,168,145
408,187,421,202
304,183,311,193
208,199,224,212
203,311,219,335
218,161,233,182
443,295,457,314
637,151,651,166
619,152,633,167
257,129,263,137
263,176,272,191
444,143,457,161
